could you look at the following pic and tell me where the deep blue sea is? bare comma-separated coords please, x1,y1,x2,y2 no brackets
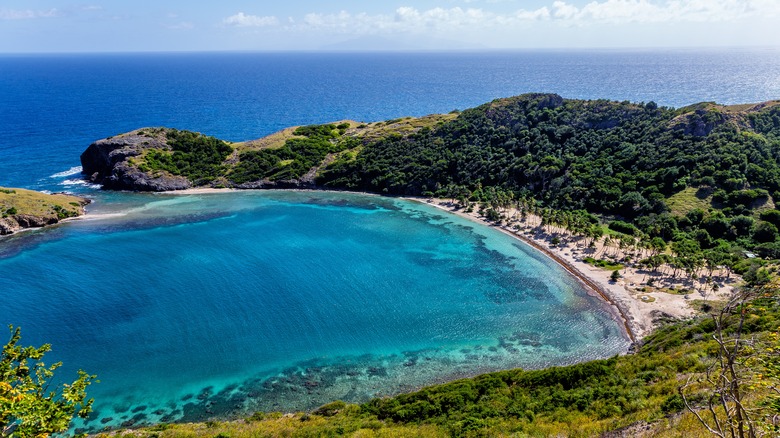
1,49,779,431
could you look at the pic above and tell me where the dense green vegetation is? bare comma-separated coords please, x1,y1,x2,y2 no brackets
228,123,353,184
319,95,780,214
1,326,95,438
139,129,233,184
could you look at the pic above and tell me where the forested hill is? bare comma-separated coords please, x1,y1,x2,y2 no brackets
82,94,780,256
83,94,780,210
319,94,780,217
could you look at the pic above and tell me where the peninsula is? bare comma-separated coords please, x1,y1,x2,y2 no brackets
80,92,780,336
0,187,89,235
76,93,780,436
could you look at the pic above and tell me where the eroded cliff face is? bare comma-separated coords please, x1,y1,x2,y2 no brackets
80,130,191,191
0,214,59,235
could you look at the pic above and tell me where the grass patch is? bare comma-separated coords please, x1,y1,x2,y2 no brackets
660,287,690,295
583,256,624,270
236,126,308,152
0,187,85,219
349,113,457,143
666,187,714,217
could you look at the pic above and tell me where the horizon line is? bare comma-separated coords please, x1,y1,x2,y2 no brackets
1,45,779,56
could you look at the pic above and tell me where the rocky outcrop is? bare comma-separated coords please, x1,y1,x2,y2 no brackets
80,130,191,191
80,127,323,192
0,215,58,235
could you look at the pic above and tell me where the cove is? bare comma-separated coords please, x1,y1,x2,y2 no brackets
0,190,629,431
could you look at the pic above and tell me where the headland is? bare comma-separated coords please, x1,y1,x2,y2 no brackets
0,187,89,235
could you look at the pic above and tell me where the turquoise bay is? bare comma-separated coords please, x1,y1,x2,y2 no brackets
1,190,627,430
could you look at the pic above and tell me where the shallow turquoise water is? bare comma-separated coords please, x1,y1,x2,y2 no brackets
0,190,628,430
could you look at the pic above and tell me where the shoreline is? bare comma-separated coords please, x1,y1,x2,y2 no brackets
154,187,727,342
409,197,736,343
411,197,641,342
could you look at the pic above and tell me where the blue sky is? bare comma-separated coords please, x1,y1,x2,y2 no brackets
1,0,779,52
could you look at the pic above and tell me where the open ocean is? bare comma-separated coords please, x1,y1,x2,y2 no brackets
1,49,779,431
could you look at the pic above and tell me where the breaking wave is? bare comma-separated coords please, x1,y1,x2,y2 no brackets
50,166,83,178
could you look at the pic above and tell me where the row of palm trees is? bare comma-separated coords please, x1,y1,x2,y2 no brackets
451,187,739,296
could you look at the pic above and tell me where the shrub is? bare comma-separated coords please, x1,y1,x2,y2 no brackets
314,401,346,417
609,220,639,236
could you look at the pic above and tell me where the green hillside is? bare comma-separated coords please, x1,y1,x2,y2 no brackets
0,187,88,235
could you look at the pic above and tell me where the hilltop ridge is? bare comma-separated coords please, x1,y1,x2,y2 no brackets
81,94,780,208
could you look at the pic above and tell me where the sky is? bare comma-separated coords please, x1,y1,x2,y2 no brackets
1,0,779,52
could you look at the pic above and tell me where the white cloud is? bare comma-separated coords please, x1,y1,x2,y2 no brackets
293,7,524,34
222,12,278,27
548,0,780,24
282,0,780,34
0,8,58,20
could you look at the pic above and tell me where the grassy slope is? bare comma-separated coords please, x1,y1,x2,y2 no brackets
0,187,85,219
132,114,459,181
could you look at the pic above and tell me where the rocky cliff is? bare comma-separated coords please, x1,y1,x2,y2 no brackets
80,129,192,191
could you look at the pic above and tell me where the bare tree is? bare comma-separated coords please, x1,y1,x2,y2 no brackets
680,276,779,437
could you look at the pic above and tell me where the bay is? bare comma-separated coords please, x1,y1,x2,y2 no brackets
1,49,779,430
1,190,627,429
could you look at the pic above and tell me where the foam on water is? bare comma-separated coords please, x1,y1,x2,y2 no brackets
60,178,102,189
50,166,83,178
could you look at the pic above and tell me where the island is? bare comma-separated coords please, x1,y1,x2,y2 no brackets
0,187,89,235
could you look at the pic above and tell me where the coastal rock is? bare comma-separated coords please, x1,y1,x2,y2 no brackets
0,217,19,235
80,129,191,191
79,128,324,192
1,213,74,235
13,214,59,229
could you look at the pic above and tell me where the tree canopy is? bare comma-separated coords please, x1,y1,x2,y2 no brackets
1,326,95,438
